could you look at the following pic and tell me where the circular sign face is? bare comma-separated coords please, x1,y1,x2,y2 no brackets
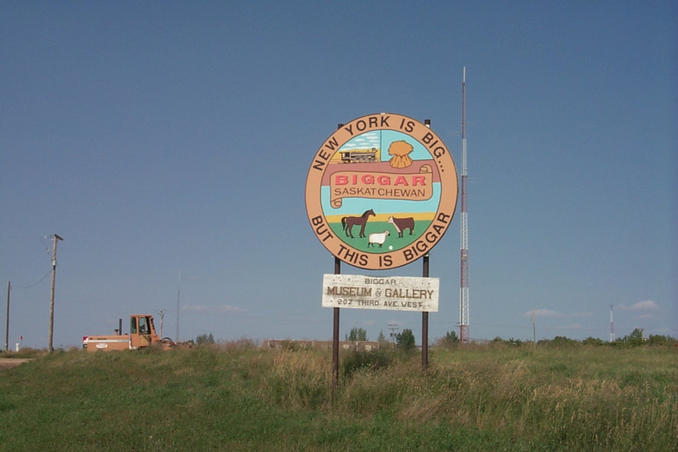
305,113,458,270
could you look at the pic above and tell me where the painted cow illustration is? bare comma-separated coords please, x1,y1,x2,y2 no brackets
387,216,415,238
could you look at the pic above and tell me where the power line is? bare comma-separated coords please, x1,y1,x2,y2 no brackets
15,269,52,289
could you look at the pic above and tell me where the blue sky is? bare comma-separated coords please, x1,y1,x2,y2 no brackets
1,1,676,348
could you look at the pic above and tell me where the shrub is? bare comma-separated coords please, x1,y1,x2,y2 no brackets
537,336,577,347
345,327,367,341
582,337,604,346
396,329,415,351
341,349,394,377
647,334,676,346
436,330,459,348
621,328,645,346
196,333,215,345
506,337,523,347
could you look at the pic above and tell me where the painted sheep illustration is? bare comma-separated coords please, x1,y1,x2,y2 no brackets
367,230,390,247
387,216,415,238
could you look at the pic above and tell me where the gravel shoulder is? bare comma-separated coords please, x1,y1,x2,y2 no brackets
0,358,32,370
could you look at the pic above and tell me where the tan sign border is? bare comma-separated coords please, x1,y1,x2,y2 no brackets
305,113,458,270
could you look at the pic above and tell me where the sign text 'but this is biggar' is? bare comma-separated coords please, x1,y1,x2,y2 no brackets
322,274,439,312
306,113,458,270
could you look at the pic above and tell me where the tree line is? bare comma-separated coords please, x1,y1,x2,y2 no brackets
344,327,676,348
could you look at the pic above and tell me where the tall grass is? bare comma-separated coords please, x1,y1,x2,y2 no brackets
0,343,675,451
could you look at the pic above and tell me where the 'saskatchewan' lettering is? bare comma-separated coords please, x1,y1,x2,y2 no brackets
330,166,433,208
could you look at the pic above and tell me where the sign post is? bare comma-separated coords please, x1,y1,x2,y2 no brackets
306,113,458,383
332,257,340,394
422,254,429,369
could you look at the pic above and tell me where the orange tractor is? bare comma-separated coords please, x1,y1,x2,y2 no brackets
82,314,185,352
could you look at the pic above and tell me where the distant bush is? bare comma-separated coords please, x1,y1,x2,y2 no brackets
539,336,578,347
396,329,415,351
490,336,525,346
647,334,676,346
345,327,367,342
582,337,604,346
377,330,388,345
436,330,459,348
484,334,675,348
196,333,215,345
624,328,645,346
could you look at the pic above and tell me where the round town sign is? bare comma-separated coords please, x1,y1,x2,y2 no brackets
305,113,458,270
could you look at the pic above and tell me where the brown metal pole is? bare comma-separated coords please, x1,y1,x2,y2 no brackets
422,254,429,370
332,256,341,392
421,117,432,370
332,122,344,394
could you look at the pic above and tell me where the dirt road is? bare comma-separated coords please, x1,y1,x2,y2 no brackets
0,358,32,370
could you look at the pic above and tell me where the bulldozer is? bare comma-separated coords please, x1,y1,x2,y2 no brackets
82,314,187,352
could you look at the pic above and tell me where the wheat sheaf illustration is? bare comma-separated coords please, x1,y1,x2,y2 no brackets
388,140,414,168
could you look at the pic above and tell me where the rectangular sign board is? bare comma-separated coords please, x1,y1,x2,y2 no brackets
322,273,439,312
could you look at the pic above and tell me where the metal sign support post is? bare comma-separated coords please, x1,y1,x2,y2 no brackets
332,257,341,394
332,122,343,395
422,254,429,370
421,118,432,371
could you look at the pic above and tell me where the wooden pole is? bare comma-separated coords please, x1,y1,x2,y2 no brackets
48,234,63,353
4,281,10,352
176,271,181,342
532,310,536,348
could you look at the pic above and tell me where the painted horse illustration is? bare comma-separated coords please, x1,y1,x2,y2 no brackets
341,209,375,238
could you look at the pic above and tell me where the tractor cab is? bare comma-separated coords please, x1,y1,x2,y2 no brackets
130,314,156,349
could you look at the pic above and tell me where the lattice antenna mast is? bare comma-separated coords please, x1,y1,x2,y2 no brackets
459,67,470,343
609,305,615,342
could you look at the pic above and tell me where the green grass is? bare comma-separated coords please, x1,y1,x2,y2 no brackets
329,220,431,252
0,344,676,451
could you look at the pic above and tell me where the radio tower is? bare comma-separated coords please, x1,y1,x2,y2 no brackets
609,305,615,342
459,67,470,344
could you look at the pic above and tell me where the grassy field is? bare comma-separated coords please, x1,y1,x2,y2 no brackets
0,344,676,451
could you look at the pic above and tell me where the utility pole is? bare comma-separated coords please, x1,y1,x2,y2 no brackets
387,322,399,345
532,310,536,346
158,309,165,337
5,281,10,352
48,234,63,353
176,271,181,342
